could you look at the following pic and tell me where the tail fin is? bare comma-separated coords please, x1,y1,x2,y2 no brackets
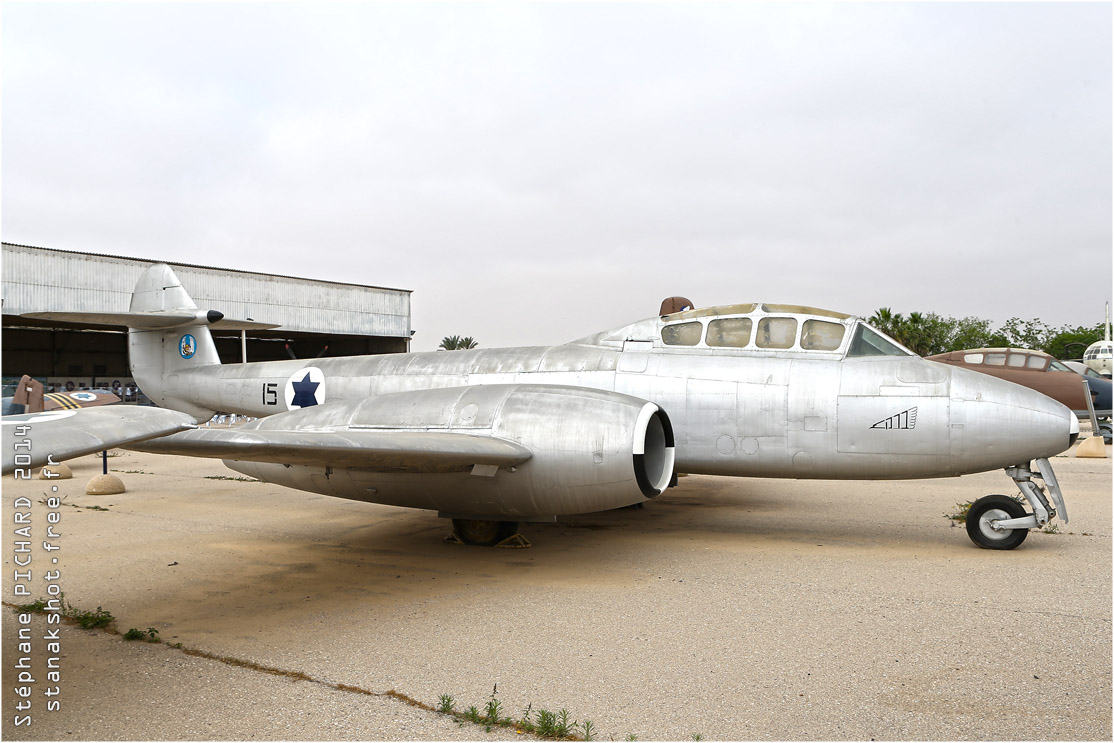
127,264,223,419
23,263,278,421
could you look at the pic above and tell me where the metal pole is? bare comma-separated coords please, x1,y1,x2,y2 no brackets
241,330,247,363
1084,378,1100,436
102,449,108,475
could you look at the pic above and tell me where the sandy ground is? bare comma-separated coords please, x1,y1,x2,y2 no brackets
2,440,1110,741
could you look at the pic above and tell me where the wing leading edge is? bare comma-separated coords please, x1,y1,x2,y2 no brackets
128,427,533,474
2,407,199,475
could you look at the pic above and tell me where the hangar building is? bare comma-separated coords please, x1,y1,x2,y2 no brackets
2,243,412,401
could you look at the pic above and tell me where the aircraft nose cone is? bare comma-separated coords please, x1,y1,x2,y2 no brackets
949,366,1075,471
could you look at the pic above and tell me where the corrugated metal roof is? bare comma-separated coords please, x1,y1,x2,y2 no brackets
2,243,412,338
2,242,411,293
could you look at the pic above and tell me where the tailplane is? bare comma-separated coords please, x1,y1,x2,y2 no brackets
23,263,277,420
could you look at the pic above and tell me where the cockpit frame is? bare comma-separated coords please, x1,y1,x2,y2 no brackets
585,303,912,359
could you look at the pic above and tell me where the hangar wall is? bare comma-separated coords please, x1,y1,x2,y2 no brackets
2,243,413,399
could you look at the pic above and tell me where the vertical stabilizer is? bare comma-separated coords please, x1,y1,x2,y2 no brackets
127,264,220,420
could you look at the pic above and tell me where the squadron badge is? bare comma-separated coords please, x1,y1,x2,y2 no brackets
179,334,196,359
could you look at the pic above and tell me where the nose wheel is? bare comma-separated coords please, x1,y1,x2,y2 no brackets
966,495,1029,550
964,458,1068,550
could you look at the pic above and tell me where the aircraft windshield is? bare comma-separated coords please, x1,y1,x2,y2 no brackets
847,324,911,357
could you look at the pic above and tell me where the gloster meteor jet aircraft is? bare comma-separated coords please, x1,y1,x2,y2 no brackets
5,264,1078,550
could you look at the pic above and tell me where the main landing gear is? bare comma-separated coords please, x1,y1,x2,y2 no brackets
449,518,529,547
966,457,1068,550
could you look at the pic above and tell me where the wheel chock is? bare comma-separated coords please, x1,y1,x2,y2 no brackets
494,533,532,549
444,531,531,548
1075,436,1108,458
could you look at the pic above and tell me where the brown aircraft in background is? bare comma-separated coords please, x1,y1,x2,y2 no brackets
927,348,1112,424
3,374,121,415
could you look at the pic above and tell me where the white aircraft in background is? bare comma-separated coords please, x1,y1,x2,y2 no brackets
5,263,1077,550
1083,301,1112,378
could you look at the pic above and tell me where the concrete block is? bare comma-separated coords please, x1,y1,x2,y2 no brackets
86,474,126,495
38,462,73,480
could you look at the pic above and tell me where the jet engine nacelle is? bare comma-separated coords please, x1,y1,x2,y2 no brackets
225,384,676,520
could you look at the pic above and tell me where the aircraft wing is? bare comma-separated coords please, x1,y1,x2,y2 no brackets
128,428,533,474
2,407,198,475
45,389,122,410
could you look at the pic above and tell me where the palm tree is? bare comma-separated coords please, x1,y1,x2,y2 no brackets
438,335,478,351
867,309,940,356
868,308,904,338
902,312,930,356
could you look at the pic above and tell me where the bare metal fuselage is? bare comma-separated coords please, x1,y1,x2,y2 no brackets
168,336,1070,483
23,264,1077,542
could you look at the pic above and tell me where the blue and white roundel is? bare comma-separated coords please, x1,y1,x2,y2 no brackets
179,334,196,359
70,391,98,403
285,367,326,409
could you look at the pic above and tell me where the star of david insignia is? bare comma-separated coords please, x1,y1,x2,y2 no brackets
290,373,320,408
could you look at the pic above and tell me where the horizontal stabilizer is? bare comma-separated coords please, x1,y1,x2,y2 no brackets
3,407,198,474
129,427,533,474
22,311,280,331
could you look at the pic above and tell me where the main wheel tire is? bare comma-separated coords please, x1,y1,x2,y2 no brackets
966,495,1029,550
451,519,519,547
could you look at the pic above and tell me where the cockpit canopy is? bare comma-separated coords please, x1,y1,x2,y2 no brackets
580,303,912,358
1084,341,1113,361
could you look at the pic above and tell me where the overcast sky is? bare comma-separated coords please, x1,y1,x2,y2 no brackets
3,2,1111,351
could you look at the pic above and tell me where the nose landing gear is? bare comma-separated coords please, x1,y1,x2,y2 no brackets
966,458,1068,550
967,495,1030,550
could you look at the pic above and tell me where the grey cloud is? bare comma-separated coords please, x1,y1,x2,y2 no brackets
3,2,1109,351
